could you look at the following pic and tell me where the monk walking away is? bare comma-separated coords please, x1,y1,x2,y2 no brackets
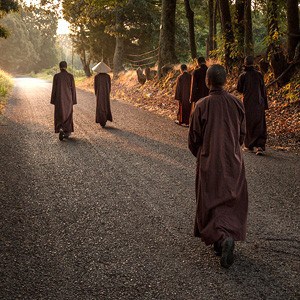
190,56,209,110
189,64,248,268
93,61,113,128
174,64,192,127
237,55,268,155
51,61,77,141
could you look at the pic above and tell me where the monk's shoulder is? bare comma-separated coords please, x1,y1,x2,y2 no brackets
181,72,191,80
67,72,74,79
238,71,246,80
255,70,264,80
226,91,245,110
196,95,210,109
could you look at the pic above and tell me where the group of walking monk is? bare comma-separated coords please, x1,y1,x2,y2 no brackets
50,60,112,141
50,57,268,268
175,55,268,155
175,56,268,268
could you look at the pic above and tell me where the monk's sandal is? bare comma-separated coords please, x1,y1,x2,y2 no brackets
220,237,235,268
59,129,65,141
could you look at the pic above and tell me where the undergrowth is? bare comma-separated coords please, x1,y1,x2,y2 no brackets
0,69,13,114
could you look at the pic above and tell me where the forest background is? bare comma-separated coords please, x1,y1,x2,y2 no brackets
0,0,299,151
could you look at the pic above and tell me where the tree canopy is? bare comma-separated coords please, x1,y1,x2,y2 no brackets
0,0,299,81
0,5,58,73
0,0,18,38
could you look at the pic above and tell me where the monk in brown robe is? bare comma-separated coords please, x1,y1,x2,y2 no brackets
93,61,113,128
174,64,192,126
190,57,209,111
189,64,248,268
51,61,77,141
237,56,268,155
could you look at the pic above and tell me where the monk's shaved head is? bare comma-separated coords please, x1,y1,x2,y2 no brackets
59,61,67,69
206,64,226,88
244,55,254,66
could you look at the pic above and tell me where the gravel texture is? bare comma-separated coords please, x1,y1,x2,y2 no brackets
0,78,299,300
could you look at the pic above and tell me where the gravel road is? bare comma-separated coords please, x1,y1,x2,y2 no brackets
0,78,299,300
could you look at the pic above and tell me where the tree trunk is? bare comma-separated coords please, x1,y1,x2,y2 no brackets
184,0,197,59
235,0,245,57
158,0,178,78
207,0,215,56
80,51,91,77
113,8,124,77
213,0,218,50
267,0,289,86
244,0,253,56
267,0,279,54
113,35,124,77
287,0,300,61
219,0,235,69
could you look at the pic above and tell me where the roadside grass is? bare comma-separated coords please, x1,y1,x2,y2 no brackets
0,69,13,114
32,67,86,83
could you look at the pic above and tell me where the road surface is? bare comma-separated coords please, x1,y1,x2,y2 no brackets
0,78,299,299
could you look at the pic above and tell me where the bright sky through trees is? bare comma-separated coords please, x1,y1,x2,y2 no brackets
24,0,70,35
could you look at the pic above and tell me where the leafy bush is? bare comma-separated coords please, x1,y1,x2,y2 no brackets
0,69,13,113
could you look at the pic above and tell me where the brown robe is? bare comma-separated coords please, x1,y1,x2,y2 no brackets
94,73,112,127
188,88,248,245
237,66,268,150
175,71,192,124
50,69,77,133
190,64,209,103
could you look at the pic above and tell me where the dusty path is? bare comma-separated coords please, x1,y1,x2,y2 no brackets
0,78,299,300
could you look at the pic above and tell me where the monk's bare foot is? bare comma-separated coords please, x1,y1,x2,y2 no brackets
242,146,254,152
59,129,64,141
220,237,235,268
255,147,264,156
175,120,181,125
181,123,189,128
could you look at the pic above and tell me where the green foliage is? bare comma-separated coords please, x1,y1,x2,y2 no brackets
0,24,9,38
63,0,160,67
0,5,58,74
0,0,18,38
0,0,18,15
0,69,13,113
32,66,85,80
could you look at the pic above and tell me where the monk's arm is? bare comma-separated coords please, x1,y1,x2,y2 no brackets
260,75,268,110
94,76,98,95
108,76,111,93
239,112,246,146
236,74,244,94
174,77,181,102
188,106,203,157
189,72,196,103
50,75,57,105
71,75,77,105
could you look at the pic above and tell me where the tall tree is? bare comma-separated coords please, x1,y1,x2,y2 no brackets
112,6,125,77
244,0,253,56
267,0,289,85
267,0,278,49
287,0,300,61
158,0,178,77
219,0,235,69
184,0,197,59
207,0,217,56
235,0,245,57
0,13,39,73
